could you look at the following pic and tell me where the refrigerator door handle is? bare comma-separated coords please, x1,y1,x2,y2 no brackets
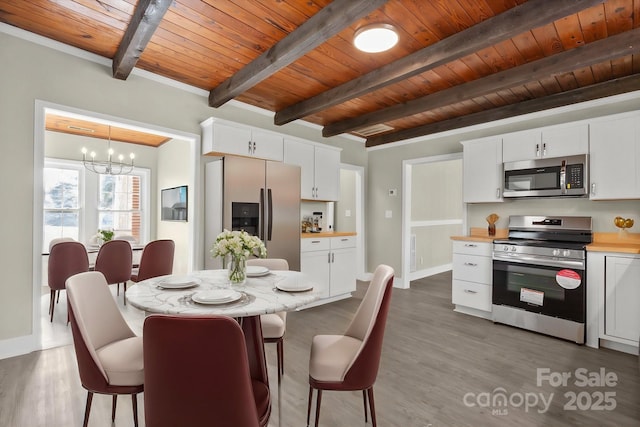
267,188,273,241
259,188,265,240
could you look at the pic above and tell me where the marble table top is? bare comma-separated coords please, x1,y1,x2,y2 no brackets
125,269,319,317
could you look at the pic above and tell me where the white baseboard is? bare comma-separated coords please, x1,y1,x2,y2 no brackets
0,334,38,360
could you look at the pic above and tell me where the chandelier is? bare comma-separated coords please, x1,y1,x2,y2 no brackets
81,126,135,175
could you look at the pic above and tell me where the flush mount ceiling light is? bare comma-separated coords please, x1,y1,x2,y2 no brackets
353,23,398,53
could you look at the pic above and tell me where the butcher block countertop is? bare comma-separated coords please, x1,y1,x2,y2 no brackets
301,231,356,238
587,232,640,254
450,227,508,243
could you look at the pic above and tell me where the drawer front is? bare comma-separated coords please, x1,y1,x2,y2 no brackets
301,238,331,252
330,236,356,249
453,240,492,256
452,280,492,312
452,254,492,284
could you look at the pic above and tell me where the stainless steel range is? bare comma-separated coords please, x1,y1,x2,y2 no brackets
492,215,593,344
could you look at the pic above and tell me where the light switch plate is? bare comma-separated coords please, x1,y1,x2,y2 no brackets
385,210,392,218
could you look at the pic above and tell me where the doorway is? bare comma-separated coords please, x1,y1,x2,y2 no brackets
33,100,200,350
401,153,463,288
335,164,366,280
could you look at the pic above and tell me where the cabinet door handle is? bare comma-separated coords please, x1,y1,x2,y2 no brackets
252,141,256,154
341,238,349,241
496,187,501,199
248,140,252,154
542,142,546,157
331,253,335,263
536,143,540,157
591,183,596,195
464,243,477,248
327,252,331,263
464,262,477,267
464,289,477,294
311,240,321,244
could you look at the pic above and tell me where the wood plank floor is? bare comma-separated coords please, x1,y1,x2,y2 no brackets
1,271,639,426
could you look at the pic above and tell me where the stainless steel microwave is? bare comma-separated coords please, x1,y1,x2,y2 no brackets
503,154,588,198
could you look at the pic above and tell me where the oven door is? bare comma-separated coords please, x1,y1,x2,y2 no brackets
492,259,585,323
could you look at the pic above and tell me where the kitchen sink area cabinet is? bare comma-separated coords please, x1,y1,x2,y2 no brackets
300,236,356,302
589,111,640,200
451,240,493,319
461,136,503,203
201,118,284,161
502,123,588,163
284,139,340,201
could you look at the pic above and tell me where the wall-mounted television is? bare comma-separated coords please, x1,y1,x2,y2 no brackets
161,185,188,221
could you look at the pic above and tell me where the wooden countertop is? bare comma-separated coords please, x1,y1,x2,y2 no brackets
450,227,508,243
587,232,640,254
301,231,356,238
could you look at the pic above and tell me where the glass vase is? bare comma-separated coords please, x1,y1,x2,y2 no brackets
228,255,247,285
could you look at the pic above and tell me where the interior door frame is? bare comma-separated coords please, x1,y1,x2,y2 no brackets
401,152,464,289
33,100,200,351
340,163,366,280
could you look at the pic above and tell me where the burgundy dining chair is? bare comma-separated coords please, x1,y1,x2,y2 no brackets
130,239,175,283
47,241,89,322
307,264,394,427
66,271,144,427
94,239,133,304
246,258,289,381
143,314,271,427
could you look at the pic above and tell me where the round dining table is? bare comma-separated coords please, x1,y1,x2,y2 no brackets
126,269,319,390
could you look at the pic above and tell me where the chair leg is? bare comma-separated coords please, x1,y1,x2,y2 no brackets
276,338,284,379
123,282,127,305
306,386,313,427
112,395,117,421
49,290,55,322
363,389,368,423
117,283,120,295
83,391,93,427
132,393,139,427
367,387,377,427
56,289,61,303
314,389,323,427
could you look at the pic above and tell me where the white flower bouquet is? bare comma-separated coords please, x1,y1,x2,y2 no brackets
211,229,266,284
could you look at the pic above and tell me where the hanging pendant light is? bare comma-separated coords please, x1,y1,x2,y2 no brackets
81,125,135,175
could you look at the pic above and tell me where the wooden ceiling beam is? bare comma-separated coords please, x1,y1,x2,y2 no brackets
112,0,172,80
274,0,605,126
365,74,640,147
208,0,389,108
324,27,640,138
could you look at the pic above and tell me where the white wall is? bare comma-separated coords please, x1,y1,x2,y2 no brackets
157,138,191,274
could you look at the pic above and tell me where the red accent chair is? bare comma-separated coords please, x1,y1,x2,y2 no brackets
130,239,175,283
47,241,89,322
94,239,133,304
66,271,144,427
306,264,394,427
143,315,271,427
247,258,289,381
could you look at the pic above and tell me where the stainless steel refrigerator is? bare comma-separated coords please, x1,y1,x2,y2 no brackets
204,156,301,270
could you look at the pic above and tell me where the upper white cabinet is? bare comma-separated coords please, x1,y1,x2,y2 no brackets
589,111,640,200
461,136,503,203
201,118,283,161
284,139,340,201
502,123,589,163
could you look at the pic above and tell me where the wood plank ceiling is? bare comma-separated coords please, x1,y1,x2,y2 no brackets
2,0,640,147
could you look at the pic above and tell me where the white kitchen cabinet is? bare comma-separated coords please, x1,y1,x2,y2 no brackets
300,236,356,301
451,240,493,318
604,255,640,342
200,118,283,161
502,123,588,163
284,139,340,201
461,136,503,203
589,111,640,200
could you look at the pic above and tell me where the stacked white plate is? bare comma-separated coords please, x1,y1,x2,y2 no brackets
192,289,242,305
276,276,313,292
246,266,270,277
157,276,200,289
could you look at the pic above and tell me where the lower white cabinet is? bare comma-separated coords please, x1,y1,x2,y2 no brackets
451,240,493,318
604,255,640,342
301,236,356,300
